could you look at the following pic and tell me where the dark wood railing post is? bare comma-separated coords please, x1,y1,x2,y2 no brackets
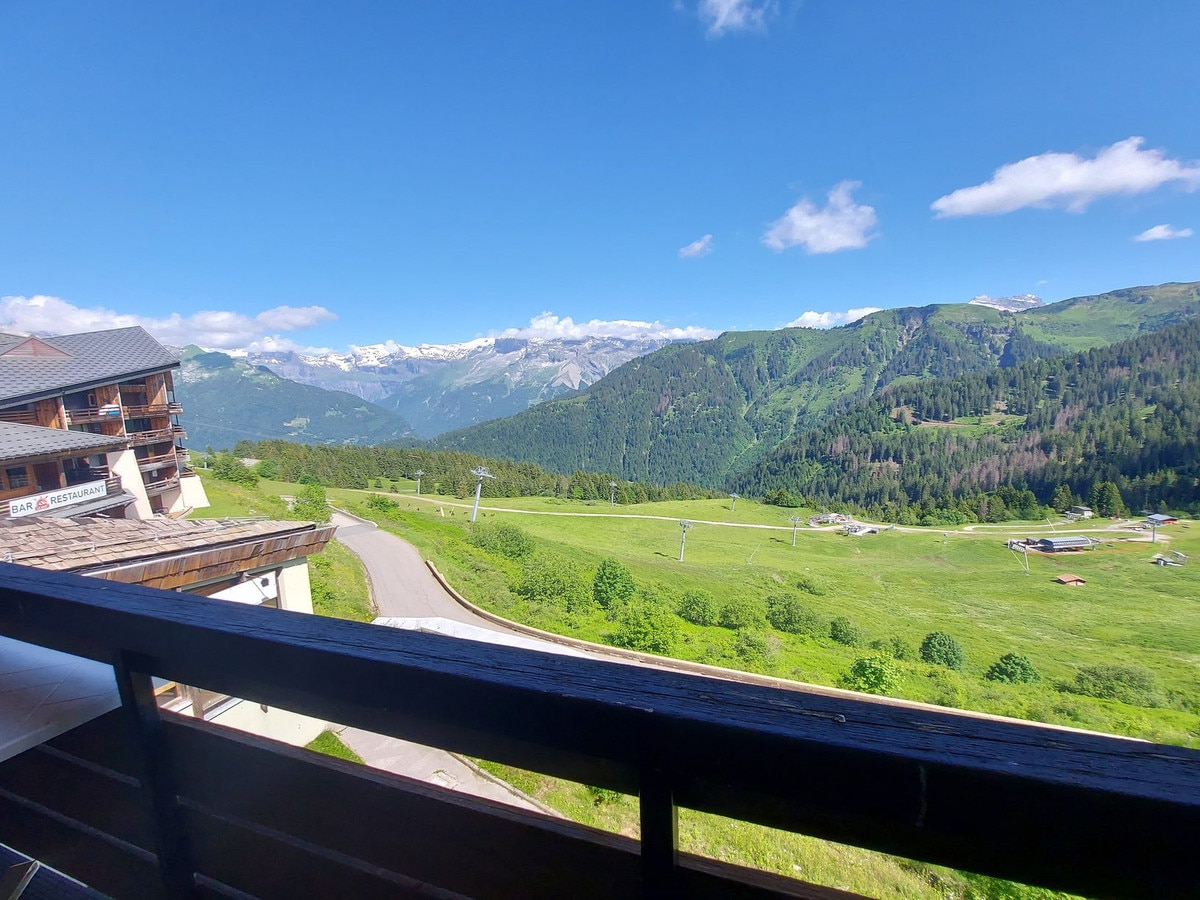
114,651,197,899
639,767,678,898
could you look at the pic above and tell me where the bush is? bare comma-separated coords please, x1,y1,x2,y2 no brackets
297,474,320,485
1071,664,1162,707
794,574,827,596
920,631,964,670
677,590,717,626
210,452,258,487
765,594,821,635
366,493,398,511
869,635,915,661
517,554,591,612
470,523,535,560
829,616,862,646
840,656,900,695
719,595,767,630
985,653,1041,684
733,629,775,666
254,459,279,480
291,483,331,523
608,602,677,655
592,558,637,609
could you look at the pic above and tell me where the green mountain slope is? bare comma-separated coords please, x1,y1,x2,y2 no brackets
174,347,415,450
437,281,1200,487
731,317,1200,517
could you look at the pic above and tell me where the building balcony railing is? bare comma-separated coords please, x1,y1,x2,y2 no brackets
137,452,178,472
0,409,39,426
127,427,176,447
0,565,1196,899
143,475,180,497
123,403,184,418
63,406,126,425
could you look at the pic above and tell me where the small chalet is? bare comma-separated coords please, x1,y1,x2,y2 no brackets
1147,513,1178,526
1037,536,1093,553
1067,505,1094,519
1055,574,1087,586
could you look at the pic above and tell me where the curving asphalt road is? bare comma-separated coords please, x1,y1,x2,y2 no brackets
330,511,483,624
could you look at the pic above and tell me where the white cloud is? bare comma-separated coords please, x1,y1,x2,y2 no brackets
1133,223,1193,242
678,234,714,258
495,312,718,342
931,137,1200,218
695,0,778,36
763,181,879,254
0,294,336,352
783,306,881,329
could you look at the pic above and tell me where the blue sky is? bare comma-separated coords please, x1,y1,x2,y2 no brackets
1,1,1197,352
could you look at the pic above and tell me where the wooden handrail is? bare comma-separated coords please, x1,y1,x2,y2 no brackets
0,565,1196,898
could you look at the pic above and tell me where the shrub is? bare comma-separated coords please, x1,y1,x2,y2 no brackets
869,635,915,661
608,602,677,655
733,629,775,666
254,459,279,480
211,452,258,487
366,493,398,511
470,523,535,560
297,474,320,485
765,594,821,635
920,631,964,670
292,483,331,523
985,653,1041,684
677,590,717,626
517,554,591,612
592,558,637,609
794,574,827,596
719,595,767,630
1071,664,1162,707
840,656,900,695
829,616,862,646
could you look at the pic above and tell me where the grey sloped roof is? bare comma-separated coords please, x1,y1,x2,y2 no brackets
0,327,179,407
0,422,127,463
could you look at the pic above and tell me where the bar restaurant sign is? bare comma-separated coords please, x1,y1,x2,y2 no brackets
10,480,108,518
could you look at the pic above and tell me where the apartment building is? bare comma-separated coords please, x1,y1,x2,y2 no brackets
0,326,208,518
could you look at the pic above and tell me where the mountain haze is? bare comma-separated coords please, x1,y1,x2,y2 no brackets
248,335,679,437
174,347,415,450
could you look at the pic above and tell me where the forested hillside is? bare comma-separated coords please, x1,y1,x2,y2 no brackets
236,440,719,503
439,282,1200,486
732,318,1200,519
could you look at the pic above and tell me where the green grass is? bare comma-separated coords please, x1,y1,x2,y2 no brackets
343,491,1200,746
190,469,291,518
309,539,373,622
306,729,364,764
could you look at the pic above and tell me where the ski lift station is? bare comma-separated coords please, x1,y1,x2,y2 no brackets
1036,536,1096,553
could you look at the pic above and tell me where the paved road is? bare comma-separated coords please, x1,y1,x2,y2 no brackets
331,511,481,624
328,510,558,814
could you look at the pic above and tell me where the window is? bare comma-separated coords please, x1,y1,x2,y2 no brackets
5,467,30,489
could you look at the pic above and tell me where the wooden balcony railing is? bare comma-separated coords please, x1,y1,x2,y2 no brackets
123,403,184,419
0,565,1196,899
63,406,125,425
0,409,39,425
137,453,178,472
143,475,180,496
127,427,176,447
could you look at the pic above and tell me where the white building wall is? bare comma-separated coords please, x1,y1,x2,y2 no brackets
210,701,327,747
175,473,210,513
106,449,153,519
278,557,314,615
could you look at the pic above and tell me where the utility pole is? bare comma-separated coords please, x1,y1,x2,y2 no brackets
413,469,424,496
678,520,692,561
609,481,618,508
729,492,739,513
470,466,493,523
789,515,802,547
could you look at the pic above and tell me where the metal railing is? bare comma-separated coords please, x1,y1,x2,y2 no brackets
0,565,1196,899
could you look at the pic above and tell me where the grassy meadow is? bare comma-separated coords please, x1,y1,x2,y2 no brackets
320,482,1200,746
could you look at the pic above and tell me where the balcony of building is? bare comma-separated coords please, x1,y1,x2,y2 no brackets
0,475,124,519
143,475,181,497
0,565,1195,899
137,451,179,473
0,408,39,426
127,427,178,448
